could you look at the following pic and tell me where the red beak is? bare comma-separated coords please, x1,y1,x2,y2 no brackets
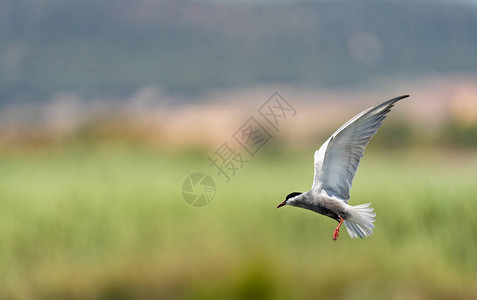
277,201,287,208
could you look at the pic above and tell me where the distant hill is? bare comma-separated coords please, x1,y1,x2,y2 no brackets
1,0,477,104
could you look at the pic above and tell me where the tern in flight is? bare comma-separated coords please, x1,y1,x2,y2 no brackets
277,95,409,240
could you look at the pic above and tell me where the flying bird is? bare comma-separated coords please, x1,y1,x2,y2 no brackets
277,95,409,241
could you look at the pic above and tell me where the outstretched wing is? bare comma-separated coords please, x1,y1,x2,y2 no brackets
311,95,409,200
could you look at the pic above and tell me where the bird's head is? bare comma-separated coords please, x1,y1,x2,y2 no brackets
277,192,303,208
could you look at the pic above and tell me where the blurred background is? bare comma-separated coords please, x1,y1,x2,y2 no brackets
1,0,477,299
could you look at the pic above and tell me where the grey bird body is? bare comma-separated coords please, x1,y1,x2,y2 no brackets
288,191,349,222
278,95,409,240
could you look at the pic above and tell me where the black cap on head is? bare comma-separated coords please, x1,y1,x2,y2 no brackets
286,192,302,200
278,192,302,208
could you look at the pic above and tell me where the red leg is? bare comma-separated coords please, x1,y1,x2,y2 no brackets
333,217,344,241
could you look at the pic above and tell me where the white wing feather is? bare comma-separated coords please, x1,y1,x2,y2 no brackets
311,95,409,201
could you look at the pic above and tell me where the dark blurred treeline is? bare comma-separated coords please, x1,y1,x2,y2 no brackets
1,0,477,105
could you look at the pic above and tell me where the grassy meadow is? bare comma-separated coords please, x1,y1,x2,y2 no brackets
0,145,476,299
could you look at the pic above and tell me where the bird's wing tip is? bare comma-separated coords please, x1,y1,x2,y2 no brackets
388,95,410,105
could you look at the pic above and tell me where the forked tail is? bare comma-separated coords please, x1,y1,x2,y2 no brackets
343,203,376,239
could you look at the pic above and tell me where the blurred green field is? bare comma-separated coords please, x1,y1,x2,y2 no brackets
0,146,476,299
